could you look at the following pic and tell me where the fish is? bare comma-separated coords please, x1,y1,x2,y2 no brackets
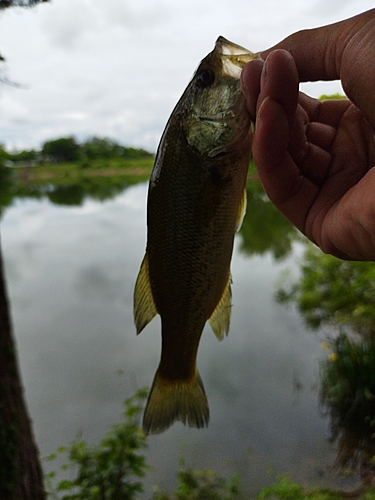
134,36,258,434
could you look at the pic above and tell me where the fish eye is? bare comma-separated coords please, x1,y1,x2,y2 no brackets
195,69,215,89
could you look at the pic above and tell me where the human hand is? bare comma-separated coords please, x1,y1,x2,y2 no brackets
241,9,375,260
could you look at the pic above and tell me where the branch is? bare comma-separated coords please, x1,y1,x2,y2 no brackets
0,0,49,9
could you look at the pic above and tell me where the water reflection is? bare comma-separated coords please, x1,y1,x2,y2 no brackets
3,164,299,260
0,162,151,211
321,334,375,470
0,170,351,495
3,162,375,495
238,181,299,261
277,244,375,481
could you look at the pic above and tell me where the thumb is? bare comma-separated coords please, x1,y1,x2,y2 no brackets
260,9,375,131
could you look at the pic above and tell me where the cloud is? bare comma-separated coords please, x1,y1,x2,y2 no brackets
0,0,373,152
39,0,99,49
91,0,170,30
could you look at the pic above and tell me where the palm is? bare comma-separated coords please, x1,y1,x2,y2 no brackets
296,97,375,259
242,50,375,261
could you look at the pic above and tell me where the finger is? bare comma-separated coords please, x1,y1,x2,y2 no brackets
261,99,332,187
299,93,351,129
253,96,319,233
260,9,375,130
305,122,336,151
255,50,330,183
259,10,375,81
257,50,299,121
241,59,263,120
290,138,332,187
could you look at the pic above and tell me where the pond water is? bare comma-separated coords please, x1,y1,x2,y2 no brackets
1,181,345,496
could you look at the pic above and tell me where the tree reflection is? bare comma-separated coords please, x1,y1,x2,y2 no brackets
0,164,151,207
4,163,302,263
277,243,375,472
45,178,131,206
238,179,300,260
321,334,375,469
0,166,15,216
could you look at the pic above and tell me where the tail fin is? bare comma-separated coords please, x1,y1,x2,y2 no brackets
143,368,209,434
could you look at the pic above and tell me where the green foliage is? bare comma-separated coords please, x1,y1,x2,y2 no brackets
45,386,375,499
45,388,243,500
0,144,10,164
5,137,153,167
0,165,16,215
256,475,354,499
319,93,347,100
42,137,81,163
257,476,304,499
46,388,243,500
8,149,38,162
47,184,85,206
82,137,124,161
45,388,149,500
275,244,375,332
276,243,375,468
0,156,153,214
320,334,375,467
153,461,241,500
81,137,153,162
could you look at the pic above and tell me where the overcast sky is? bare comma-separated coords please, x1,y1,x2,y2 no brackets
0,0,373,153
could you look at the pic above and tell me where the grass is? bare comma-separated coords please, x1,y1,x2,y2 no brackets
13,157,154,186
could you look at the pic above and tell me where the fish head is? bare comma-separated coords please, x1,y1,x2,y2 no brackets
182,37,258,158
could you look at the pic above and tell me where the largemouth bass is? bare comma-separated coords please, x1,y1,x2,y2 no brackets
134,37,258,434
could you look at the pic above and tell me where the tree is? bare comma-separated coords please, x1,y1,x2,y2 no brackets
81,136,154,161
42,137,81,163
0,1,49,498
0,241,45,499
0,0,48,9
82,137,120,160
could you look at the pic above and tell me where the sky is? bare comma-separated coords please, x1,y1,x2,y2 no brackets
0,0,373,153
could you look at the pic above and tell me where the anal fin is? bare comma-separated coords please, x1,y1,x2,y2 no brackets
209,275,232,340
133,253,158,334
235,188,247,232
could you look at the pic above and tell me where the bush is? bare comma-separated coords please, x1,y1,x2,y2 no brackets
45,388,149,499
42,137,81,163
153,461,241,500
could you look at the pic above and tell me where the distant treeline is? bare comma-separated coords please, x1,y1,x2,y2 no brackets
0,136,154,165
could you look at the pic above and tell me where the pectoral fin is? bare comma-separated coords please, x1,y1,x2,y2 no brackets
235,188,247,232
209,275,232,341
134,253,158,334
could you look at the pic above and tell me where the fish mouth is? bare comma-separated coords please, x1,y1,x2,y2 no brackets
216,36,259,79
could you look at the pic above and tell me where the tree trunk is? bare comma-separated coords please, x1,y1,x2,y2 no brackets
0,237,45,499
